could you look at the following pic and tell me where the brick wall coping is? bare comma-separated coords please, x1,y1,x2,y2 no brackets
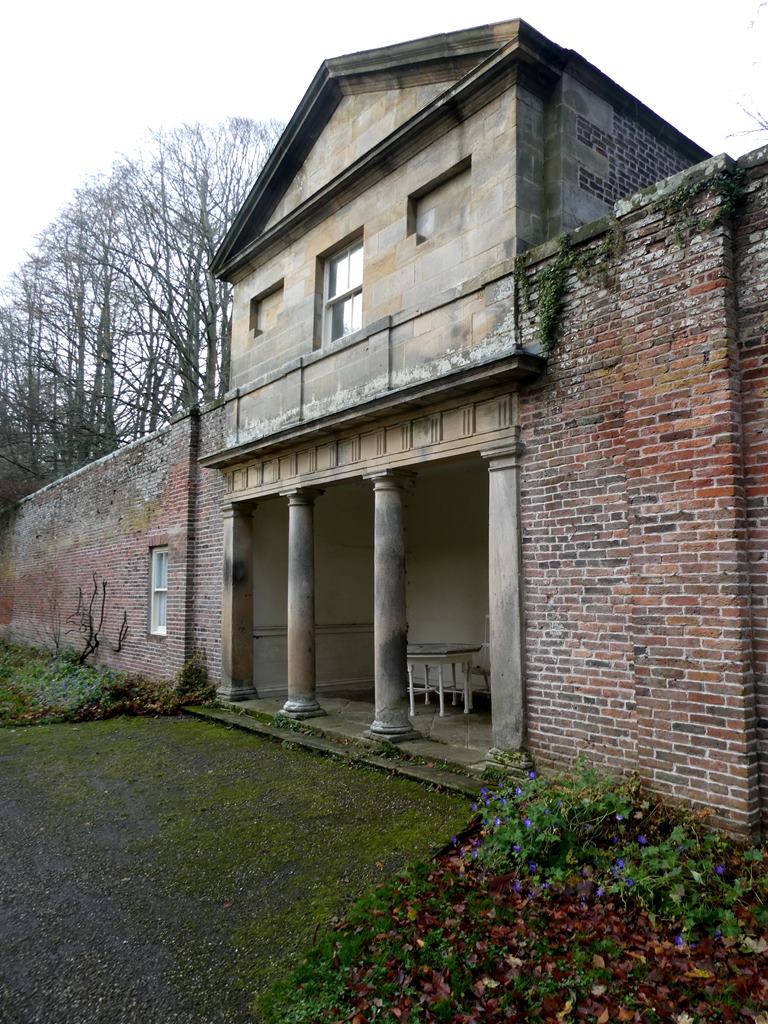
3,409,201,514
516,144,768,273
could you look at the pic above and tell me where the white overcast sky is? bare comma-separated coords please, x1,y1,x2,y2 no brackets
1,0,766,284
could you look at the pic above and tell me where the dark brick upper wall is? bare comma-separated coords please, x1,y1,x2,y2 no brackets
576,111,695,206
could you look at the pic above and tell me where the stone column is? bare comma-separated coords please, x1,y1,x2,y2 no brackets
363,471,419,742
481,440,533,773
219,503,257,701
281,488,326,719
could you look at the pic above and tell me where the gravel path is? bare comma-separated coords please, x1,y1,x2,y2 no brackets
0,716,466,1024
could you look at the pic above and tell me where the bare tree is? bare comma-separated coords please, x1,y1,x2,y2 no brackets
0,117,281,500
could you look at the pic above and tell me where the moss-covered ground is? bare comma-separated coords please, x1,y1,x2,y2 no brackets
0,715,467,1023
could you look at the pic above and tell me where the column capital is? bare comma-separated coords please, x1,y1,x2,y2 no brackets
220,501,256,521
480,440,525,470
362,469,417,492
279,486,324,505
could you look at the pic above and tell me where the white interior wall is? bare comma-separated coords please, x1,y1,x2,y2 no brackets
405,458,488,645
251,459,488,694
252,482,375,694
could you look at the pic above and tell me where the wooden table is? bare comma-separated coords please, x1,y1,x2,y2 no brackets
406,643,482,717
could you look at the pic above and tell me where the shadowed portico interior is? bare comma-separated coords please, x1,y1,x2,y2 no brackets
239,458,493,761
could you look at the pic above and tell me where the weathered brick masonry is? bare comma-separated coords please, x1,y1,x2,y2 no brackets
0,151,766,835
518,150,768,835
0,405,226,682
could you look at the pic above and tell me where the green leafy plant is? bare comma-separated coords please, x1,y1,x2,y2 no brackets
474,762,767,939
174,650,214,701
0,638,214,726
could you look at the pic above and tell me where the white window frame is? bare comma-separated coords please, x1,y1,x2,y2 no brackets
150,546,169,636
323,239,363,344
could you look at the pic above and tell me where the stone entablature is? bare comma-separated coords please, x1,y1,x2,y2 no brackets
221,388,524,502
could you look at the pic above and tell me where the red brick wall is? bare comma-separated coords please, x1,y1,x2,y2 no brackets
0,407,226,682
737,150,768,832
518,154,766,835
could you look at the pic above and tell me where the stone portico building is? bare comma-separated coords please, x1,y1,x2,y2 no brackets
2,21,767,836
205,23,705,755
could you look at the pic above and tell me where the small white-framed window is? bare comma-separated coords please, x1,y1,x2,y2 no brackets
150,547,168,636
324,239,363,344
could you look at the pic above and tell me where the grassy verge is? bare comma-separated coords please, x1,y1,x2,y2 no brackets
261,765,768,1023
0,638,213,725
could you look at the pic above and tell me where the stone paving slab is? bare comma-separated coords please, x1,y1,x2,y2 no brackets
220,693,492,771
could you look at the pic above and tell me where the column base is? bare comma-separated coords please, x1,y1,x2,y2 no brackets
363,721,421,744
281,697,327,720
483,746,535,782
217,683,259,702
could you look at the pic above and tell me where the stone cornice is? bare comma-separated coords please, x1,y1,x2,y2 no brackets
200,351,544,468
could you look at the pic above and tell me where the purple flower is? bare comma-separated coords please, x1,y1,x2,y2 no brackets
714,929,723,940
513,879,523,893
472,848,478,859
529,861,537,874
471,802,478,812
494,816,502,828
515,786,523,797
638,835,648,846
596,886,605,898
544,808,551,816
524,817,533,829
528,770,537,780
500,797,508,806
612,835,619,845
674,934,685,948
617,858,625,870
512,843,522,853
481,787,489,799
615,813,624,822
451,835,458,846
626,878,635,887
542,881,550,890
715,864,725,876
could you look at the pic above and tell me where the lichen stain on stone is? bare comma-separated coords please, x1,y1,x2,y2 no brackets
231,559,248,585
125,498,161,532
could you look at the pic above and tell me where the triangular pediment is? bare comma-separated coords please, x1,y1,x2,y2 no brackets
212,21,524,278
262,80,465,233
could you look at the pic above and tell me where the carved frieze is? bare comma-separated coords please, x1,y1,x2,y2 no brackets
224,391,516,498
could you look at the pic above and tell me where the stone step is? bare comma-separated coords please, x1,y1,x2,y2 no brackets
184,703,485,797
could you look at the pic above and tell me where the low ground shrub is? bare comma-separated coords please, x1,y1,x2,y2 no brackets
261,764,768,1024
0,639,214,725
474,763,767,940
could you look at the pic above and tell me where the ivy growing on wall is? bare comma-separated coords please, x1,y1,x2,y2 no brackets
658,166,747,246
515,217,624,353
515,166,746,353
